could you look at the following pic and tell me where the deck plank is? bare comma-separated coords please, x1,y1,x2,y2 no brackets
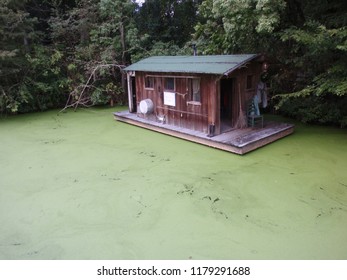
114,111,294,155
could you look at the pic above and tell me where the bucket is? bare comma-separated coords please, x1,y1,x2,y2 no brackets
139,99,154,114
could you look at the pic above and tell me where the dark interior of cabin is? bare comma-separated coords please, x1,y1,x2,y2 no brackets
220,78,234,132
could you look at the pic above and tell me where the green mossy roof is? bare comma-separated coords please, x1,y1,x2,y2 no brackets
124,54,259,75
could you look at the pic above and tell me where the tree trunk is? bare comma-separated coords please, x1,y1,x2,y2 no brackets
119,21,127,93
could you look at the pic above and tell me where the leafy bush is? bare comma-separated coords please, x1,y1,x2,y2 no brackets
277,94,347,126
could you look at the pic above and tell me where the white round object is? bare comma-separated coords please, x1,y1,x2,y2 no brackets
139,99,154,114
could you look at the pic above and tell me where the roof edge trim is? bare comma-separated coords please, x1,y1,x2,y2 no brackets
222,54,261,76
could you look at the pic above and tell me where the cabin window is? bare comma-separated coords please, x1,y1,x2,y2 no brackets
164,77,175,91
188,78,201,103
145,76,154,89
246,75,254,89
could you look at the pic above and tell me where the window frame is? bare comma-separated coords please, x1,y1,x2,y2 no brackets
186,77,201,105
164,77,175,91
145,76,155,90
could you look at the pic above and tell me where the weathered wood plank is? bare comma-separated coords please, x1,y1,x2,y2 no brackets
114,111,294,155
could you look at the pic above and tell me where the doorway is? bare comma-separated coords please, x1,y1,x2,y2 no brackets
131,77,136,111
128,76,137,113
220,78,234,132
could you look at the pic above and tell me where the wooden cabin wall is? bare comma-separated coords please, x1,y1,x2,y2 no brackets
133,60,262,134
135,72,216,134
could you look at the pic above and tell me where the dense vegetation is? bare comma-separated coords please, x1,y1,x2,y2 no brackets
1,0,346,126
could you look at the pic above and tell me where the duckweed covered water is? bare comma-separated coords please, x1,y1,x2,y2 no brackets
0,107,346,260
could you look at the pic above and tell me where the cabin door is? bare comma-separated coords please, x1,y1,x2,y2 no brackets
220,78,234,132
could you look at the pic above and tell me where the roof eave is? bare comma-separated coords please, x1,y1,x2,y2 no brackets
222,54,261,76
124,54,262,75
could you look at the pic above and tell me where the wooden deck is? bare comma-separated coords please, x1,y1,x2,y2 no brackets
114,111,294,155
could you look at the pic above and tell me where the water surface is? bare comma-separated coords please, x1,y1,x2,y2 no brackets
0,107,346,259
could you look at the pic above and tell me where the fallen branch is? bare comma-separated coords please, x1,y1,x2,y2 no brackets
59,63,125,113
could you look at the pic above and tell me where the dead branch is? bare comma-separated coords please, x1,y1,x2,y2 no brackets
59,63,125,114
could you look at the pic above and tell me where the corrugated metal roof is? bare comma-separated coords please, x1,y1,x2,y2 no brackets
124,54,260,75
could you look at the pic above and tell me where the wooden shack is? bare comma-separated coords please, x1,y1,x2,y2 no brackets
115,55,294,154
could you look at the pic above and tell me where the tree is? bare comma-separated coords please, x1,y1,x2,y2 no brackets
0,0,205,114
194,0,347,125
0,0,42,113
194,0,286,54
47,0,133,108
136,0,202,48
273,0,347,125
98,0,137,65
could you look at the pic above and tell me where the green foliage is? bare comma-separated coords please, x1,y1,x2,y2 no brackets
194,0,227,54
90,87,109,105
90,82,125,106
275,94,347,125
1,42,68,113
194,0,347,125
274,16,347,125
1,0,346,126
194,0,286,53
0,0,41,113
136,0,202,48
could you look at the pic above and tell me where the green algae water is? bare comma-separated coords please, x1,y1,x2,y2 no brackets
0,107,347,260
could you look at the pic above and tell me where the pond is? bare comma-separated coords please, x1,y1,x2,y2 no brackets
0,107,346,259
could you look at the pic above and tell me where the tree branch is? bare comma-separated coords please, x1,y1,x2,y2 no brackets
59,63,125,113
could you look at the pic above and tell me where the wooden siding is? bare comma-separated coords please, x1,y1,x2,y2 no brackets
133,60,263,135
135,72,216,134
